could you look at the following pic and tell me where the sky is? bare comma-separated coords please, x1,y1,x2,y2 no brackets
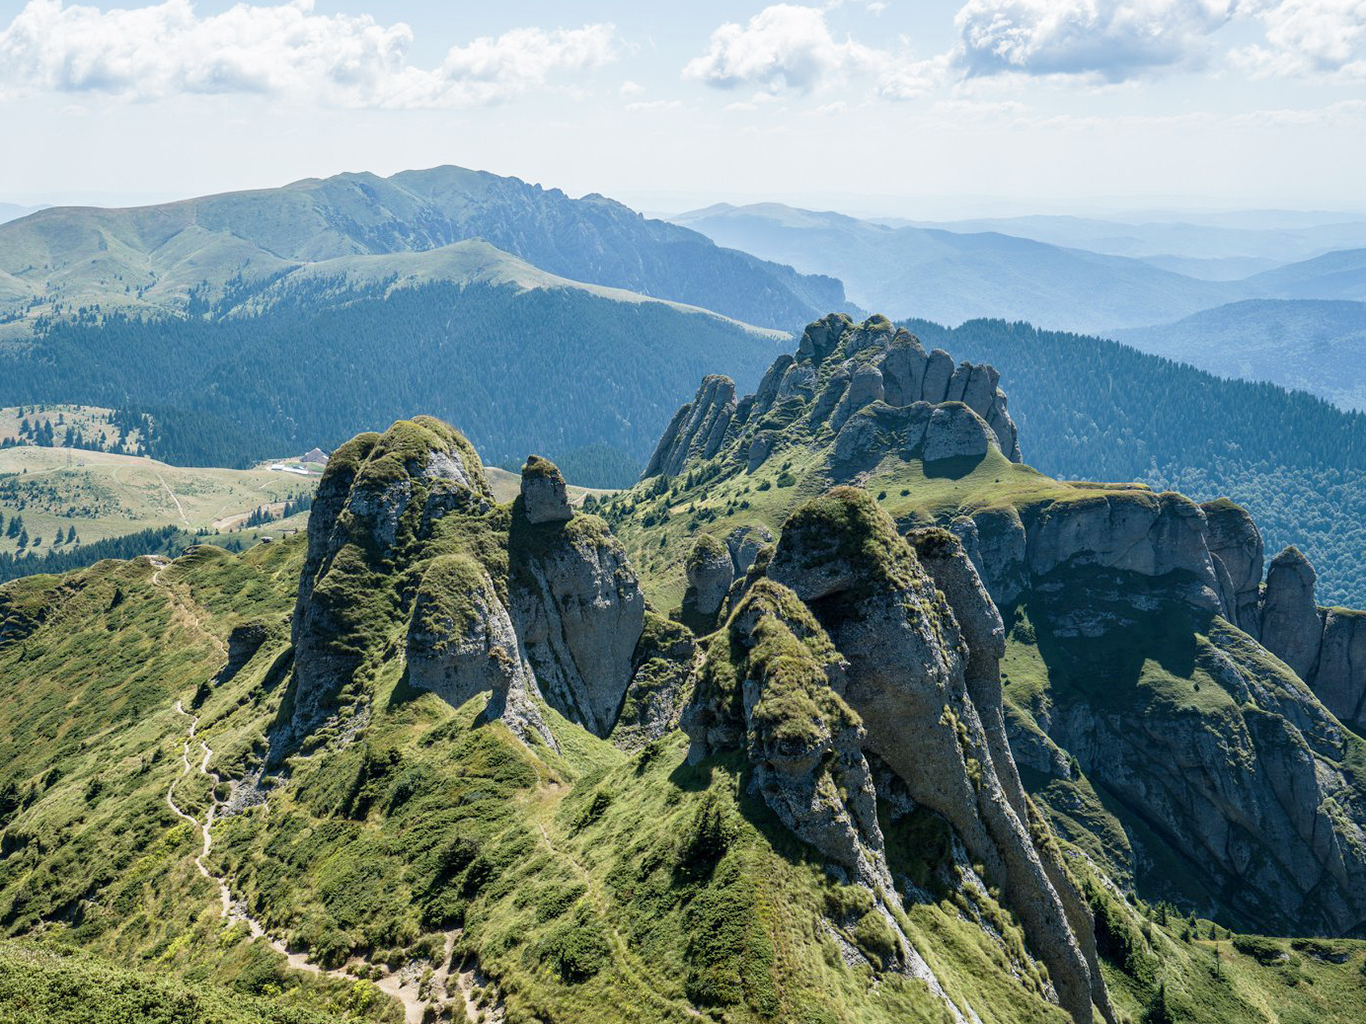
0,0,1363,217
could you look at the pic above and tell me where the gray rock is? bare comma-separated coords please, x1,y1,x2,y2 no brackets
880,336,929,406
1311,609,1366,729
1201,499,1264,635
406,555,554,747
1261,546,1323,680
830,363,885,433
921,349,955,402
520,455,572,524
769,489,1100,1024
511,517,646,737
643,375,737,478
921,402,995,462
683,534,735,619
726,524,775,576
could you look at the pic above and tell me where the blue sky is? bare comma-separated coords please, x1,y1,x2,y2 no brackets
0,1,1362,215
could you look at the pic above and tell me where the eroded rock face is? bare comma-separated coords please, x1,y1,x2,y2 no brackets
1314,610,1366,729
406,555,554,746
641,313,1021,486
682,533,734,620
290,418,496,736
510,514,646,737
1261,547,1323,680
290,418,653,751
1201,498,1264,636
760,488,1103,1024
726,524,774,577
644,375,737,478
1023,490,1221,614
683,579,892,893
521,455,572,524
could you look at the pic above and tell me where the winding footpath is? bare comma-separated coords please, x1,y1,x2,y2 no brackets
154,558,494,1024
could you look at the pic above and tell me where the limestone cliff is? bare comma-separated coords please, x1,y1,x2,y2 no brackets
288,431,649,749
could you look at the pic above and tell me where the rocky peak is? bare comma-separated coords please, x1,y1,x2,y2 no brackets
1261,545,1322,680
705,486,1111,1024
520,454,572,524
641,314,1021,491
288,419,671,753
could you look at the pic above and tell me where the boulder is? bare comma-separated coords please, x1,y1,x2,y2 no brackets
921,402,995,463
726,524,774,576
683,533,735,620
520,455,572,524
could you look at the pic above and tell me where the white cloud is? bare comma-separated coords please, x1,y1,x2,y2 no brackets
953,0,1238,80
0,0,617,107
1233,0,1366,78
683,4,879,92
625,98,683,112
619,79,644,96
684,3,947,101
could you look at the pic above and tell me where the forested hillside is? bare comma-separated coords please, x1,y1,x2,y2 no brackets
905,317,1366,604
1113,299,1366,410
0,165,843,332
0,273,785,483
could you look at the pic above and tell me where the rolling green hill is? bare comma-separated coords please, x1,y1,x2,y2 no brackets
0,166,843,333
0,241,788,480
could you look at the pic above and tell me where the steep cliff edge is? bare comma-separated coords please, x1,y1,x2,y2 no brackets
288,426,669,751
604,311,1366,944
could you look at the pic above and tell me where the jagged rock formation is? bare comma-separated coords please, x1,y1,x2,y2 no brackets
1201,498,1264,635
642,314,1021,488
509,505,645,738
289,425,653,750
685,487,1111,1024
1260,546,1324,680
681,534,733,623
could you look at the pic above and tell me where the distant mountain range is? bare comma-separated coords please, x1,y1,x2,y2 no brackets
1112,299,1366,410
0,166,843,333
673,202,1366,337
887,212,1366,280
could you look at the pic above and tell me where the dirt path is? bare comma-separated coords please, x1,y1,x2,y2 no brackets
156,472,190,526
155,556,504,1022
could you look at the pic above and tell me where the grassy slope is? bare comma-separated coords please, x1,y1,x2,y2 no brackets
606,445,1083,612
0,445,316,558
2,450,1364,1022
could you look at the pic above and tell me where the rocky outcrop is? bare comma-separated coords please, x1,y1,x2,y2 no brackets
290,418,496,736
725,524,773,577
290,417,650,751
759,487,1105,1024
643,375,737,478
1314,609,1366,729
641,314,1021,486
681,534,733,623
1201,498,1264,635
684,579,893,893
1261,546,1323,681
520,455,572,524
510,512,645,738
406,555,554,747
610,612,697,751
